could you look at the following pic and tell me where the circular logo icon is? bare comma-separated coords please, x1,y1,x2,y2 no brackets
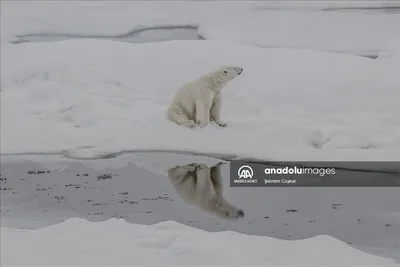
238,165,254,179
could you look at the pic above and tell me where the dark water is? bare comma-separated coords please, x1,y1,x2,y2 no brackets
1,152,399,262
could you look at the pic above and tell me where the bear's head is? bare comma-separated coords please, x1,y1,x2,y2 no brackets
219,66,243,80
203,66,243,92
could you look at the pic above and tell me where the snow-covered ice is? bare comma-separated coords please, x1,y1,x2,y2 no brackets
2,1,400,56
1,217,399,266
1,1,400,162
2,39,400,162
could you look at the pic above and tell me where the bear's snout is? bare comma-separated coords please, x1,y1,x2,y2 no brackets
236,68,243,75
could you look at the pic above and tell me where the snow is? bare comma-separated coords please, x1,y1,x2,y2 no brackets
1,1,400,162
198,9,400,57
1,217,398,266
379,40,400,59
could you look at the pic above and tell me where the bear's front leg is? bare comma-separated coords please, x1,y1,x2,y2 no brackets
210,93,227,127
214,121,227,127
195,100,211,128
196,164,213,196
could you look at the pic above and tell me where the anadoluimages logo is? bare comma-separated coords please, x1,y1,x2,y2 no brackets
237,165,254,179
234,165,257,184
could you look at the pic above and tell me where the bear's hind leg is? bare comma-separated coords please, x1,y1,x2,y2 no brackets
167,105,196,128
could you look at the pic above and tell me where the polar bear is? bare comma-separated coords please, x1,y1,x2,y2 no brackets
167,66,243,128
167,162,244,219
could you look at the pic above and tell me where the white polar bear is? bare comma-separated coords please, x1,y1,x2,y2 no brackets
167,162,244,219
167,66,243,128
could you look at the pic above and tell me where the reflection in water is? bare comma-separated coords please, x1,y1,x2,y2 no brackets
168,162,244,220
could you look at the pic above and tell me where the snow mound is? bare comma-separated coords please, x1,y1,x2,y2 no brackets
378,40,400,59
1,218,398,266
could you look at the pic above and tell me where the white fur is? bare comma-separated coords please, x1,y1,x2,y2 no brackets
167,66,243,128
168,163,244,219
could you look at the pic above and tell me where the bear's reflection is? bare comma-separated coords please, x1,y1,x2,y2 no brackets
168,162,244,219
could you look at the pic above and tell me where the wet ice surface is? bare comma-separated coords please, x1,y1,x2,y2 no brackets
0,152,399,262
